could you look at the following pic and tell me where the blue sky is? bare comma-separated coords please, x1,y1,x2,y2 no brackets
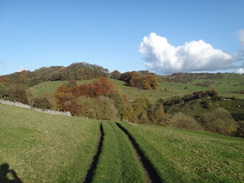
0,0,243,75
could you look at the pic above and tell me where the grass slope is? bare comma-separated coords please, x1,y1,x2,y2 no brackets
29,74,244,105
29,80,94,98
92,122,147,183
0,104,100,183
1,103,244,182
120,122,244,183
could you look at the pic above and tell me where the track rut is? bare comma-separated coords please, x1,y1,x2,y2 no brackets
116,123,163,183
83,123,104,183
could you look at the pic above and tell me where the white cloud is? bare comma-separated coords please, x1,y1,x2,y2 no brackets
139,33,239,74
238,29,244,47
17,66,29,72
236,68,244,74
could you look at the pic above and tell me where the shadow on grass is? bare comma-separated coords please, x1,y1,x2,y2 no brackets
0,163,23,183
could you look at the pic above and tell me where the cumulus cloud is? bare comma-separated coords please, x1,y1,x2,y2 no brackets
139,33,239,74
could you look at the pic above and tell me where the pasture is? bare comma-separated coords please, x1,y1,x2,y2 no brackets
1,104,244,182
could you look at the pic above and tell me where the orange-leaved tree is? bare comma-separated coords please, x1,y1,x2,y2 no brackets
54,85,74,110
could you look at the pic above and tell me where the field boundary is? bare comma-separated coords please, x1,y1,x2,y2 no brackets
116,123,163,183
0,99,71,116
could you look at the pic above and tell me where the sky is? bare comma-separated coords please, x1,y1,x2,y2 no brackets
0,0,243,76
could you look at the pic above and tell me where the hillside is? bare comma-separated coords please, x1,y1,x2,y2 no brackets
0,104,243,182
29,73,244,101
0,63,244,137
0,104,100,183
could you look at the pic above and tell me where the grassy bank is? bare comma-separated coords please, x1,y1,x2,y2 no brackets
0,104,100,183
120,122,244,183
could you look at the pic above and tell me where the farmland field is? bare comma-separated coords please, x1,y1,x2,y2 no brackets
0,103,244,182
0,104,100,183
91,122,147,183
119,122,244,183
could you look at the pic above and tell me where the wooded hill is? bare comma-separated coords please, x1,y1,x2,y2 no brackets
0,62,243,137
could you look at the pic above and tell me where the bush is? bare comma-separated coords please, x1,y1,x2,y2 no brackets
32,97,52,109
109,92,126,120
170,112,204,130
130,75,158,90
201,108,238,135
149,105,165,125
78,96,118,120
125,96,151,124
235,121,244,137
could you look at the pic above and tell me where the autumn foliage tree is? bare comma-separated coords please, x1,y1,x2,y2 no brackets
120,71,158,90
110,70,121,79
54,85,74,110
130,75,158,90
73,77,116,98
54,77,127,118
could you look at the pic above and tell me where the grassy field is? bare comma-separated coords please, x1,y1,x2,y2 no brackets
120,122,244,183
91,122,147,183
29,80,94,98
0,104,100,183
1,103,244,182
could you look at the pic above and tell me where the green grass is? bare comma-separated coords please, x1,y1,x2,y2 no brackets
1,103,244,182
29,81,68,97
179,98,244,121
29,73,244,103
92,122,147,183
29,80,94,98
0,104,100,183
120,122,244,183
110,79,172,102
189,74,244,99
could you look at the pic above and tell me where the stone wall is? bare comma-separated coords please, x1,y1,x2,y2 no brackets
0,99,72,117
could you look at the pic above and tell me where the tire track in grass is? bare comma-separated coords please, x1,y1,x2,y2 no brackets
116,123,163,183
83,123,104,183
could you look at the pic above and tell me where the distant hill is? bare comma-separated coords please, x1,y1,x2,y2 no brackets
1,62,109,86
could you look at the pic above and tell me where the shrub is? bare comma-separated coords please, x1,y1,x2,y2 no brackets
109,92,126,120
235,121,244,137
138,110,150,124
130,75,158,90
170,112,204,130
126,96,151,123
149,105,165,125
78,96,118,120
32,97,52,109
201,108,238,135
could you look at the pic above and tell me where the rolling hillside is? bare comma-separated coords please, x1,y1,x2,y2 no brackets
0,104,243,182
29,73,244,101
